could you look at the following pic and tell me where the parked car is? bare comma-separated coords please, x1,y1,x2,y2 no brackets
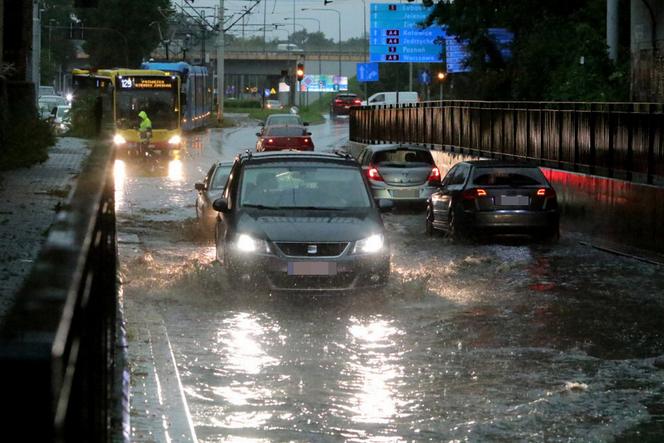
264,99,283,110
361,91,419,107
38,85,56,97
356,144,441,205
212,151,392,291
51,105,72,135
255,125,314,151
330,93,362,117
426,160,560,240
38,95,68,120
195,161,234,229
258,113,308,136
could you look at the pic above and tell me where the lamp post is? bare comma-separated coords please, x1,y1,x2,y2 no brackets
301,7,341,77
437,71,446,101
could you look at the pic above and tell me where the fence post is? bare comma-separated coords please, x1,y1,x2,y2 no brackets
513,106,518,160
626,110,633,181
557,106,564,169
648,104,655,185
589,103,596,175
539,107,544,164
525,105,531,160
607,103,614,178
573,103,579,172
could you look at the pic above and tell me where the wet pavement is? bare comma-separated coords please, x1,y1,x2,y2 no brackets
117,116,664,442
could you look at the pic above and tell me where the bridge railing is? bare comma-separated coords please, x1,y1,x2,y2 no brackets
0,142,126,442
350,100,664,185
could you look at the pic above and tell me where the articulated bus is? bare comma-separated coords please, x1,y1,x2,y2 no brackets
140,61,212,131
72,68,183,153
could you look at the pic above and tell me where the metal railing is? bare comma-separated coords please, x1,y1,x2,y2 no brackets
0,142,126,441
350,100,664,185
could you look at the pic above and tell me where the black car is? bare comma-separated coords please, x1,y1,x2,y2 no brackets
195,161,233,229
212,151,392,292
426,160,560,240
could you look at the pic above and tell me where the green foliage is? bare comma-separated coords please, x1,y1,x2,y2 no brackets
69,95,98,139
0,117,54,170
224,100,261,109
76,0,170,67
420,0,629,101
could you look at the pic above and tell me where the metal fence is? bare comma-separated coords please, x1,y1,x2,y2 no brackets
0,143,126,442
350,100,664,185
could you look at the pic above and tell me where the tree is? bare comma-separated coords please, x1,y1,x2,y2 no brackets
41,0,77,85
420,0,629,101
76,0,171,67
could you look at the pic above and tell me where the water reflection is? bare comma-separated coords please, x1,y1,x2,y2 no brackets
347,316,404,425
212,312,279,429
167,159,184,182
113,159,126,209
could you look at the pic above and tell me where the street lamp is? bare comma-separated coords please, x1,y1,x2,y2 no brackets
437,71,446,101
301,7,341,77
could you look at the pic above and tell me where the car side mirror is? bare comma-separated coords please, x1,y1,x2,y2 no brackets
306,132,312,136
303,122,309,126
194,182,205,191
377,199,394,212
212,197,229,213
256,132,262,137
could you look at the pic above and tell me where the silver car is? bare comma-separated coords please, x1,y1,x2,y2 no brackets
356,144,441,204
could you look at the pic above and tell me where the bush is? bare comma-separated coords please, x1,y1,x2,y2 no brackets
0,116,54,170
224,99,261,109
69,94,98,138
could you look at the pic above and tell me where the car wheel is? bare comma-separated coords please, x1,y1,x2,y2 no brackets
448,206,466,242
425,206,435,236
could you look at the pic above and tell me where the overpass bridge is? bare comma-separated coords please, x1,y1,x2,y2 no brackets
0,100,662,441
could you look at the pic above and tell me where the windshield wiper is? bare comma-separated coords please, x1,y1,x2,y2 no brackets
242,204,282,210
279,206,344,211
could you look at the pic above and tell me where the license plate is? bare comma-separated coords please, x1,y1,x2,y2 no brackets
391,189,419,198
288,261,337,276
499,195,530,206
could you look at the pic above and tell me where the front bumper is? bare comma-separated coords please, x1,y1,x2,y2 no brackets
227,248,390,292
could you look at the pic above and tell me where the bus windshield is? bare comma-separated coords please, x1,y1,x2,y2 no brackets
116,89,178,130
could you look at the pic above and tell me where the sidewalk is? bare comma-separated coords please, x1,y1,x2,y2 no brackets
0,137,90,320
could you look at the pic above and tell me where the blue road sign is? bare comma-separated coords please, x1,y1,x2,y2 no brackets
357,62,379,82
419,70,431,85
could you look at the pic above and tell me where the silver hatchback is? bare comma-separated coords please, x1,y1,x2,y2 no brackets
356,144,441,204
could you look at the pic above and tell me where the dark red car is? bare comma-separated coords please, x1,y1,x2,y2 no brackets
330,93,362,117
255,125,314,152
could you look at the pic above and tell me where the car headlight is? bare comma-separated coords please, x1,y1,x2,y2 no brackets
113,134,126,145
353,233,385,254
235,234,269,253
168,135,182,145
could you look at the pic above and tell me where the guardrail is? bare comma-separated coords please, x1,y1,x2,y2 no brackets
350,100,664,185
0,142,126,441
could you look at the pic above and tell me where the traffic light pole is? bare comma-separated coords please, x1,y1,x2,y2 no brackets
216,0,225,123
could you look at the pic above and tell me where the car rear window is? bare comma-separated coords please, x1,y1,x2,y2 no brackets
471,167,547,186
266,116,302,126
265,127,306,136
373,149,434,167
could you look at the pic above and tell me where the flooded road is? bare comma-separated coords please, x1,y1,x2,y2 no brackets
117,116,664,442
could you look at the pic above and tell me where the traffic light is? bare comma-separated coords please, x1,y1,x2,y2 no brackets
437,71,447,81
296,63,305,82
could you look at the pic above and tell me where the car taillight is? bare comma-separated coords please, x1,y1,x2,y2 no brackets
427,167,441,184
367,165,384,181
462,188,488,199
334,99,343,104
537,187,556,197
267,138,274,144
353,100,362,105
302,138,312,145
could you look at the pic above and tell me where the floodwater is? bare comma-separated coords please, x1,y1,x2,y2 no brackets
117,115,664,442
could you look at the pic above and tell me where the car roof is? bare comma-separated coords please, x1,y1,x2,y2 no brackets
266,113,300,119
363,144,432,153
463,160,539,168
237,150,356,165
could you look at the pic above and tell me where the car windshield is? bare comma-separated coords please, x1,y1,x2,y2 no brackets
266,115,302,126
373,149,434,167
471,167,547,186
57,107,70,119
240,164,371,209
210,166,232,190
265,127,305,137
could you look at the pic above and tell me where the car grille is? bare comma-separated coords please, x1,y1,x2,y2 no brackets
275,242,349,257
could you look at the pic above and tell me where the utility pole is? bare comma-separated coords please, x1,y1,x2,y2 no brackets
607,0,619,62
217,0,225,122
31,0,41,94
